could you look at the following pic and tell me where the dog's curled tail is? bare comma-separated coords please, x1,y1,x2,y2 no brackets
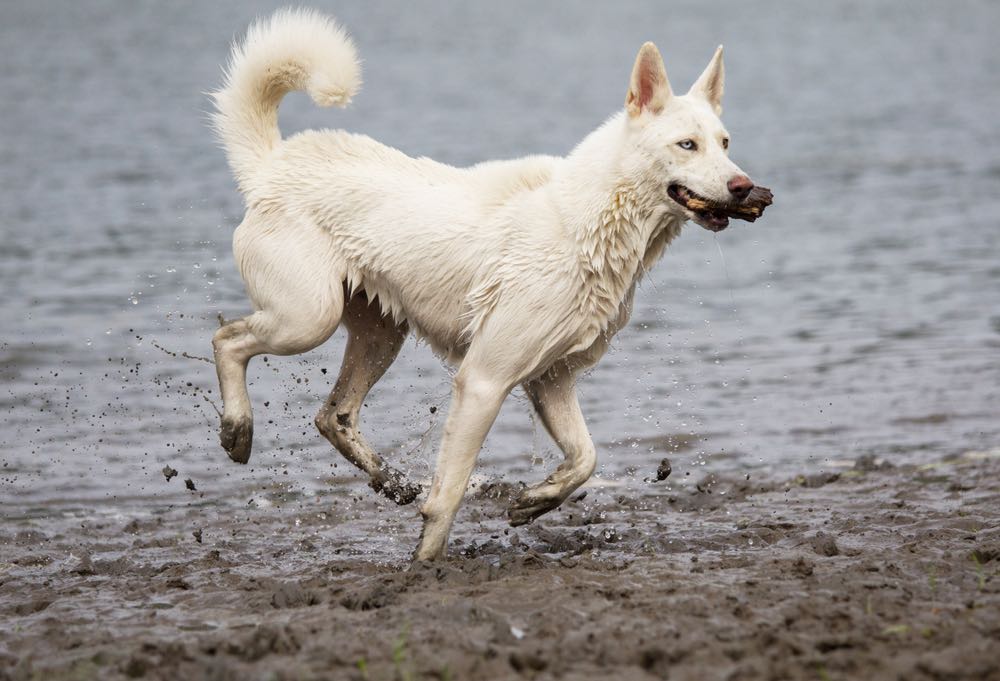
211,8,361,194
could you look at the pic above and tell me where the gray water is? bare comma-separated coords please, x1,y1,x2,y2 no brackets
2,0,999,522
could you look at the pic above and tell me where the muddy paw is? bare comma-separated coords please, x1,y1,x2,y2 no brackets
507,491,564,527
220,417,253,464
369,466,422,505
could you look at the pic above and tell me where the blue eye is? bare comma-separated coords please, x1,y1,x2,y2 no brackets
677,139,697,151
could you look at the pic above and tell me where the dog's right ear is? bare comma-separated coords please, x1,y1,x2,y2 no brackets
626,42,672,118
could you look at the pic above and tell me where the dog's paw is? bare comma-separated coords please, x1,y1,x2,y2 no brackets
369,466,422,505
507,489,564,527
220,416,253,464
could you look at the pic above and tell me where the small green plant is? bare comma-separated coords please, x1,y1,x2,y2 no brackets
971,553,986,591
354,625,416,681
927,565,937,596
392,624,413,681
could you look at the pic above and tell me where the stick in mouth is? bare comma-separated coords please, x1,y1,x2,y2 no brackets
669,184,774,231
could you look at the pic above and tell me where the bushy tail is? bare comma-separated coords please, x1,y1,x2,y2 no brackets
211,8,361,194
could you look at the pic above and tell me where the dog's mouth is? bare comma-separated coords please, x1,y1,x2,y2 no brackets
667,184,729,232
667,184,732,232
667,184,774,232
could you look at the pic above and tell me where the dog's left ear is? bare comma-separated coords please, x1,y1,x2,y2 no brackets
688,45,724,115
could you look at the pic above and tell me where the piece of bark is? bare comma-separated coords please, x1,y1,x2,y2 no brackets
687,185,774,222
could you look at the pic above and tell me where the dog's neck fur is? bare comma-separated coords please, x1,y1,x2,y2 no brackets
551,114,683,325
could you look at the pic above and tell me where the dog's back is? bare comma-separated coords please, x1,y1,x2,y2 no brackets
211,10,565,353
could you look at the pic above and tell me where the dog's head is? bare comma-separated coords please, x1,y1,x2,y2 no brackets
622,43,759,232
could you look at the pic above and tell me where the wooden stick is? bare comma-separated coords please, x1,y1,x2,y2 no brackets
686,185,773,222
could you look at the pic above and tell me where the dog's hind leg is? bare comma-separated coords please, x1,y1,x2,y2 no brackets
212,318,266,463
213,217,344,464
213,300,342,463
314,292,420,505
508,365,596,526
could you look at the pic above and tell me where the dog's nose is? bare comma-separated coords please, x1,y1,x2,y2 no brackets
727,175,754,201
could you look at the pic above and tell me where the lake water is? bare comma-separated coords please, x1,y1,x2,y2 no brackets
2,0,999,521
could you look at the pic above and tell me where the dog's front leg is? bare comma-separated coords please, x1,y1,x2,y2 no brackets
508,366,596,526
414,366,509,561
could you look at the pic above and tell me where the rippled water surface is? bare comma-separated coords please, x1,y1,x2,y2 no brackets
2,0,999,521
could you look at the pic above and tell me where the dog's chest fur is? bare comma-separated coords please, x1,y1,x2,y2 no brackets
561,192,682,371
579,187,678,319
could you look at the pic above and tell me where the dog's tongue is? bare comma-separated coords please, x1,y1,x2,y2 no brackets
704,212,730,231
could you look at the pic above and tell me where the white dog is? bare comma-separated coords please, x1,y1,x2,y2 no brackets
210,9,770,560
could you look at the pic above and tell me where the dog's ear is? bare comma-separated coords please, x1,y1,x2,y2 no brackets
626,42,672,118
688,45,724,115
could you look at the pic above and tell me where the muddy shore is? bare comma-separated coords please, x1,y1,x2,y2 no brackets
2,451,998,681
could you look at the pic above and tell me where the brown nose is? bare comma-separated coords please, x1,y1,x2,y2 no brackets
727,175,754,201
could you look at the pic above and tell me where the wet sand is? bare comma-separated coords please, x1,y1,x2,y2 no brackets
2,452,998,681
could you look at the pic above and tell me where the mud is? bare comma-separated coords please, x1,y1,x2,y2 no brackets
2,452,998,681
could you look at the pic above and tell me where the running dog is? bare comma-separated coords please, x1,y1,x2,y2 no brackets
209,9,772,560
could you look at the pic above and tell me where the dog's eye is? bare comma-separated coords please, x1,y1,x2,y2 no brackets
722,138,729,150
677,139,697,151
